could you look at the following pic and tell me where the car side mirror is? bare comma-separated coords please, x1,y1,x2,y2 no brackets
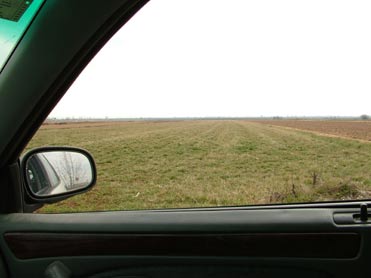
21,147,96,203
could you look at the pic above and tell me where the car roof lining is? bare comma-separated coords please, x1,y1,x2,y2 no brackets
0,0,45,73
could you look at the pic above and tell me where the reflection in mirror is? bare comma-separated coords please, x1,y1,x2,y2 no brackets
26,151,93,197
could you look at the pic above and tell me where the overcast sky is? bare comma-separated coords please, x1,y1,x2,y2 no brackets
50,0,371,119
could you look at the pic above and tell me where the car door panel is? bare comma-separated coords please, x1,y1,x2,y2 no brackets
0,208,369,277
87,265,330,278
0,254,7,278
4,232,360,259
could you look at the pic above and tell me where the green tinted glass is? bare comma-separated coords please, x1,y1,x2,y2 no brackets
0,0,44,71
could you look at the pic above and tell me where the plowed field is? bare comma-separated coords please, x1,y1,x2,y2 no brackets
255,120,371,141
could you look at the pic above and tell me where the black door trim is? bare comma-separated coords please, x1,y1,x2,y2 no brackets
4,232,360,259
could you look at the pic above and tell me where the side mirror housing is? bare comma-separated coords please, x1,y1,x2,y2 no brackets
21,147,96,205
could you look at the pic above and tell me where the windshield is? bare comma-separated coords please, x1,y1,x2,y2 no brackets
0,0,44,71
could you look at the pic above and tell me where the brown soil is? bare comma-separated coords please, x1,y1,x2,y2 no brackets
254,120,371,141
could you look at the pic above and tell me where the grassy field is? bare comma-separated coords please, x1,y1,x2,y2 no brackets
27,120,371,213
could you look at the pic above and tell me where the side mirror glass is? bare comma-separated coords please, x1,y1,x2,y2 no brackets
23,148,96,198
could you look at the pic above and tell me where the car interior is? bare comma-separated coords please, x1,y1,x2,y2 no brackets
0,0,371,277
